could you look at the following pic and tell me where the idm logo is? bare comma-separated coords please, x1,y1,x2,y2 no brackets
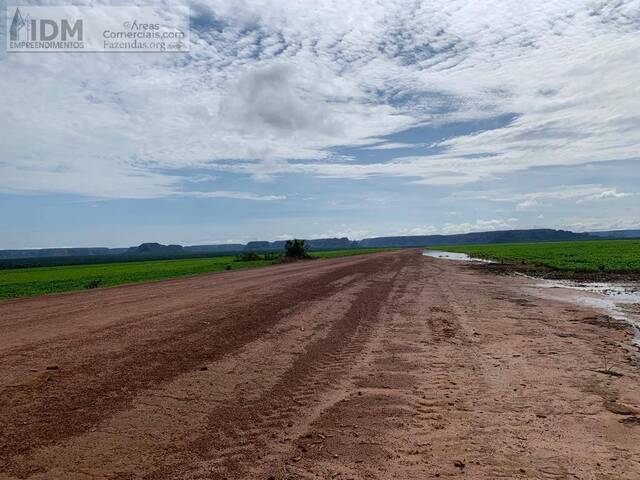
9,7,83,42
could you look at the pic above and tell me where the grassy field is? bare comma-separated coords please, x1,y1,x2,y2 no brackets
0,248,390,300
428,239,640,273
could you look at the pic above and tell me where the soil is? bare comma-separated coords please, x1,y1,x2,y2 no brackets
1,249,640,479
469,261,640,283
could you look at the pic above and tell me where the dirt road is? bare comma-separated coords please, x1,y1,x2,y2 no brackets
1,250,640,479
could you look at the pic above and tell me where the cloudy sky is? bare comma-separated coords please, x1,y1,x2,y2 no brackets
1,0,639,248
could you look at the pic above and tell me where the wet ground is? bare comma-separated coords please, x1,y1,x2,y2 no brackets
522,277,640,347
424,250,640,346
422,250,493,262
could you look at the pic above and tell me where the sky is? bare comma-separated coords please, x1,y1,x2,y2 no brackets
1,0,639,248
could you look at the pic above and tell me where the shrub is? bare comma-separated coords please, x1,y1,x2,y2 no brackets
234,251,263,262
84,278,102,289
285,239,311,259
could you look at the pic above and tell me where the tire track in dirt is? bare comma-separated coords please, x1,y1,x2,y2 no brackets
3,252,640,479
272,256,640,480
5,275,374,479
400,264,590,479
143,255,410,479
0,252,410,476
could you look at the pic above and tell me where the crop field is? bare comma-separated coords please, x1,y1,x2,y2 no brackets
429,239,640,273
0,248,390,299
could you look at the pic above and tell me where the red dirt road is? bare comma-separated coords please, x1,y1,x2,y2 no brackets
1,250,640,479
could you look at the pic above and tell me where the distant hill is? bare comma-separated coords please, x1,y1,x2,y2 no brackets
0,243,244,261
245,237,356,252
184,244,245,253
0,247,116,260
3,228,639,261
590,229,640,239
127,243,184,254
358,229,594,248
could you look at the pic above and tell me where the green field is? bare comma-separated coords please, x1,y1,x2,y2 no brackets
0,248,390,300
428,240,640,273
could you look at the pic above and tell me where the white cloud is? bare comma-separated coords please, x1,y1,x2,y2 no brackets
561,217,640,233
184,191,285,201
310,226,371,240
449,184,634,211
517,199,540,210
493,185,632,210
1,0,639,198
363,142,425,150
398,218,519,236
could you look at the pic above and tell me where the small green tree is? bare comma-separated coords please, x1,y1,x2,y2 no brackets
284,239,310,259
234,251,263,262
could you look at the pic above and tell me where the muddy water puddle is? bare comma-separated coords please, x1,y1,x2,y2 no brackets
422,250,493,263
423,250,640,346
521,275,640,346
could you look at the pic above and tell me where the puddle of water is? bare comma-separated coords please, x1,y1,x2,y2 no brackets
423,250,493,263
527,278,640,301
423,252,640,346
520,274,640,346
